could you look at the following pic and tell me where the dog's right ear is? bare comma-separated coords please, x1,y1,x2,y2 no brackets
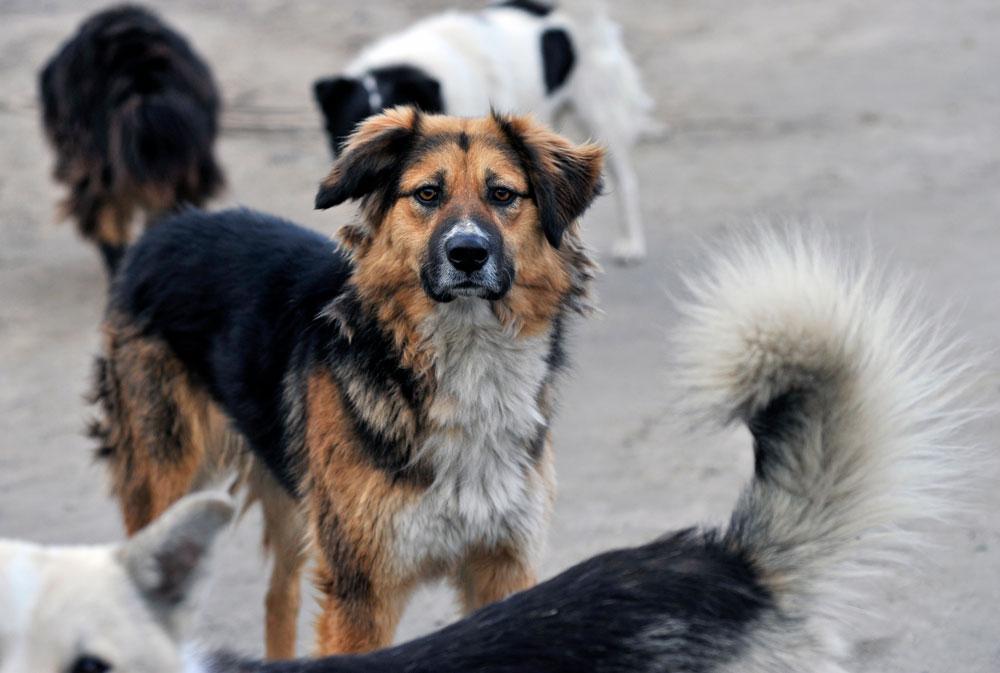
314,105,421,214
118,492,233,628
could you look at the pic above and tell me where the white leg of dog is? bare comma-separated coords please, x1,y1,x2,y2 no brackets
605,140,646,264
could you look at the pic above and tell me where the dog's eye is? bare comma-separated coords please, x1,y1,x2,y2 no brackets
490,187,514,205
414,186,440,205
68,655,111,673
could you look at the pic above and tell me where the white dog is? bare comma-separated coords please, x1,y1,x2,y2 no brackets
0,494,232,673
313,1,657,263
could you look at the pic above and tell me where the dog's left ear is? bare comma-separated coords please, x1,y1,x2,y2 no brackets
315,106,421,214
118,493,233,626
495,113,605,248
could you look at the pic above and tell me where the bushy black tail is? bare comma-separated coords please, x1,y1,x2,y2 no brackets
114,91,224,207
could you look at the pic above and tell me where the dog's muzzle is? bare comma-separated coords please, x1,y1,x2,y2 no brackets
421,219,512,302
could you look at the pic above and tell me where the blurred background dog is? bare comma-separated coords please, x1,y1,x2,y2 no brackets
39,5,224,273
313,1,657,263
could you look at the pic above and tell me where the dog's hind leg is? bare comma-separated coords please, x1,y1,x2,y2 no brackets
91,319,211,535
93,201,133,274
68,183,133,274
251,464,308,659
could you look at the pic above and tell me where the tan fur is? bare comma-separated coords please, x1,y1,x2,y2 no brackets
93,201,133,250
95,318,210,534
312,558,415,655
454,547,536,615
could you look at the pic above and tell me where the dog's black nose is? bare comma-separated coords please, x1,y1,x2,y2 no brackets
446,234,490,273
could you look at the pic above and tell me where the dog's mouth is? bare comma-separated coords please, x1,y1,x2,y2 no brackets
452,280,487,295
434,276,506,302
421,264,512,303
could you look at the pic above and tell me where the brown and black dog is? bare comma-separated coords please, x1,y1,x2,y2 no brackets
39,5,224,273
90,108,603,656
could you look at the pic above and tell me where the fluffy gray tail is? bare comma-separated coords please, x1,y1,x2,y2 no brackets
673,231,974,660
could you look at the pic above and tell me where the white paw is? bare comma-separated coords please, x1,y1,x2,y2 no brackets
611,238,646,265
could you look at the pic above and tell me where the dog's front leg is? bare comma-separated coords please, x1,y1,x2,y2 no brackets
312,547,412,655
454,546,536,614
591,137,645,264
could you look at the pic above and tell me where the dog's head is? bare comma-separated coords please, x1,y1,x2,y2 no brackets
0,494,232,673
315,108,603,329
313,66,444,156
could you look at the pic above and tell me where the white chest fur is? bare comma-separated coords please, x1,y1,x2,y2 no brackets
392,300,553,572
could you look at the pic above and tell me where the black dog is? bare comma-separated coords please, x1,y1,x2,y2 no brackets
39,4,224,273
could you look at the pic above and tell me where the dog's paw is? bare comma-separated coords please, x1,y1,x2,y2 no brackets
611,238,646,265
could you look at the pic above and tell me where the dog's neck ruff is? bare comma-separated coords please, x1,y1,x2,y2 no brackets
391,298,553,571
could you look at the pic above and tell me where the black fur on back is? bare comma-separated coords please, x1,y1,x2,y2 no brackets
39,4,223,269
209,530,772,673
313,66,443,156
495,0,555,17
541,28,576,94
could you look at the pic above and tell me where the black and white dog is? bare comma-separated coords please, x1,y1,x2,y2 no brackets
313,1,656,263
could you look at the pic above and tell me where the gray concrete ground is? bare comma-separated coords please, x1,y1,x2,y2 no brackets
1,0,999,670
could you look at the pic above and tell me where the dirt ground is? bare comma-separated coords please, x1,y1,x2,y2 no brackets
1,0,998,670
